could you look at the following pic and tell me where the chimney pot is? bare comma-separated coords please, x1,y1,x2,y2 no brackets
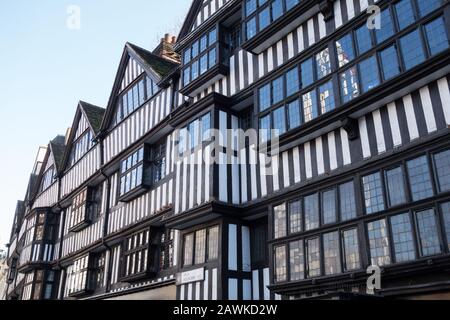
165,33,170,42
171,36,177,44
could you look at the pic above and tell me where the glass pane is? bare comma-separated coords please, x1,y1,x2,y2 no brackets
287,100,301,129
259,7,271,30
209,28,217,44
322,189,337,225
272,76,284,104
380,45,400,80
375,9,395,44
208,226,219,261
245,0,257,16
367,219,391,266
273,106,286,137
416,209,441,256
340,66,360,103
246,18,257,39
319,80,335,114
286,67,300,96
359,55,380,92
323,231,341,275
289,199,302,234
208,48,217,68
183,233,194,266
407,156,434,201
441,202,450,251
289,240,304,281
259,83,271,111
385,166,406,207
302,90,318,123
274,203,287,239
301,58,314,88
425,17,450,56
356,24,373,54
343,228,360,270
286,0,299,11
191,60,199,80
194,229,206,265
434,149,450,192
362,172,385,214
395,0,416,30
259,115,271,143
390,213,416,262
417,0,442,17
304,193,319,231
336,33,355,67
340,181,357,221
200,54,208,74
307,238,321,277
400,30,426,70
316,48,331,79
271,0,283,20
274,245,287,283
184,48,191,64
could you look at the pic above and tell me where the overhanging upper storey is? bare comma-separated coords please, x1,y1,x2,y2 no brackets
242,0,331,54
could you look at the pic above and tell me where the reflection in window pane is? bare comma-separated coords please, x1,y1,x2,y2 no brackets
343,228,360,271
274,245,287,283
390,213,416,262
307,238,321,277
289,200,302,234
356,24,373,54
316,48,331,79
259,84,271,111
362,172,385,214
304,193,319,231
340,67,360,103
319,81,335,114
273,106,286,137
425,17,450,56
302,90,318,123
434,150,450,192
407,156,434,201
441,202,450,251
375,9,395,44
417,0,442,17
367,219,391,266
359,55,380,92
323,232,341,275
322,189,337,225
301,58,314,88
274,204,287,239
340,181,357,221
416,209,441,256
260,115,271,143
287,100,301,129
289,240,304,281
272,76,284,104
400,30,426,70
194,229,206,265
380,45,400,80
336,33,355,67
286,67,300,96
385,167,406,207
395,0,415,30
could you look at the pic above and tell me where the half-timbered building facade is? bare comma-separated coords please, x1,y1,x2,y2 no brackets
5,0,450,300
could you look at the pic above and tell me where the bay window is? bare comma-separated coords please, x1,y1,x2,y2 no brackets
183,226,220,267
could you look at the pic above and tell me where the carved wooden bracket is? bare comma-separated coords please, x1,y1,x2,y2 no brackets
341,117,359,141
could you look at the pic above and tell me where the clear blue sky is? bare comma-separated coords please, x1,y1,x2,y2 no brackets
0,0,192,252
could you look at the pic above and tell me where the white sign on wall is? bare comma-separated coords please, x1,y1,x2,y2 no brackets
176,267,205,285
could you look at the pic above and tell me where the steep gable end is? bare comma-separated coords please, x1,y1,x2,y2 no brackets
178,0,234,41
100,43,179,131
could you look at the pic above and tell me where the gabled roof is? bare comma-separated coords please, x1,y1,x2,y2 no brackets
100,42,179,132
127,43,178,79
60,101,104,172
48,135,66,173
177,0,204,43
79,101,105,134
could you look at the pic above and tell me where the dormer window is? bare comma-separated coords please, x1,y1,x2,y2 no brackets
113,76,159,127
39,166,56,193
68,130,94,167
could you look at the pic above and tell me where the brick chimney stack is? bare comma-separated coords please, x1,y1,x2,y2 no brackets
153,33,180,64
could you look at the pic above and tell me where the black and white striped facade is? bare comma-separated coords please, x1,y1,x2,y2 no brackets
5,0,450,300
